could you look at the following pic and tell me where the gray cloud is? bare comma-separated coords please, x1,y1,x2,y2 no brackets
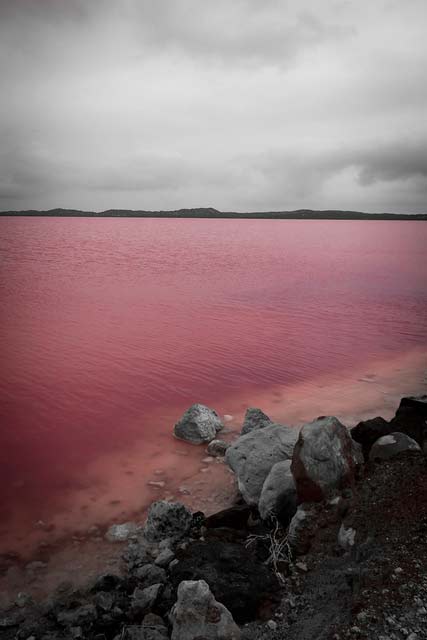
0,0,426,212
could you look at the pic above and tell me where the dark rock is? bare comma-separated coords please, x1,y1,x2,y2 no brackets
390,395,427,448
174,404,223,444
130,584,163,617
205,504,253,530
56,604,97,627
170,539,280,623
291,416,363,503
91,573,123,592
134,564,167,586
369,432,421,461
207,439,229,457
143,501,193,542
241,407,272,435
351,416,393,459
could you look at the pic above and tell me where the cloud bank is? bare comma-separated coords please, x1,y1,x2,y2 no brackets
0,0,426,212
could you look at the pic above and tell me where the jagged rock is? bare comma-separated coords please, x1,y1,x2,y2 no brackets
205,504,252,530
154,548,175,567
288,503,319,554
207,439,229,457
57,604,97,627
171,579,241,640
131,584,163,616
241,407,272,435
225,423,298,505
351,416,393,459
134,564,167,586
258,459,297,525
369,432,421,461
143,501,192,542
92,573,123,592
124,540,154,569
174,404,223,444
390,395,427,448
105,522,139,542
170,539,280,623
291,416,362,502
94,591,114,611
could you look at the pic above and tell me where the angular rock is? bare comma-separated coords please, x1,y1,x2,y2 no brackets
170,539,280,623
154,548,175,568
390,395,427,448
205,504,252,530
207,439,229,457
291,416,362,502
92,573,123,592
171,579,241,640
225,423,298,505
241,407,272,435
105,522,138,542
143,501,192,542
174,404,223,444
258,459,297,525
351,416,393,459
134,564,167,586
57,604,97,627
369,432,421,461
131,583,163,616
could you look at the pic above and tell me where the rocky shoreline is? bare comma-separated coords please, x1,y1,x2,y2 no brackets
1,395,426,640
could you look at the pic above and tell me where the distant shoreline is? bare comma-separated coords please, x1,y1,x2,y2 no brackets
1,207,427,220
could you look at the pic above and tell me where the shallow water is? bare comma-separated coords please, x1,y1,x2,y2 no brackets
0,218,426,558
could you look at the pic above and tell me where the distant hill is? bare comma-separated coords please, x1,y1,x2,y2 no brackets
1,207,426,220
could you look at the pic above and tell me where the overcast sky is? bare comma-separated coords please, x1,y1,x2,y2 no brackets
0,0,426,213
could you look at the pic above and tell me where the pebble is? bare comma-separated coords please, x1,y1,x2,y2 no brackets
202,456,214,463
266,620,277,630
148,480,166,488
295,561,308,572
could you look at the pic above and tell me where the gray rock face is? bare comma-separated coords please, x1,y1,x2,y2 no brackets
369,432,421,461
171,579,241,640
291,416,362,502
143,501,192,542
174,404,223,444
131,584,162,616
225,423,298,505
241,407,272,435
258,459,297,523
207,439,229,457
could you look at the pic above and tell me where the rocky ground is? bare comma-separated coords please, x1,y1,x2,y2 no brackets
0,397,426,640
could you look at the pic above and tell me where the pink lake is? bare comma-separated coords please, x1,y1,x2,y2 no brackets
0,217,426,558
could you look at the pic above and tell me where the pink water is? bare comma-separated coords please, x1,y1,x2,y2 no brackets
0,218,426,558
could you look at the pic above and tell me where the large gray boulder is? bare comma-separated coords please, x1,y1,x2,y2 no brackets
291,416,362,503
241,407,272,435
143,501,192,542
225,423,298,505
258,459,297,524
171,579,241,640
369,432,421,461
174,404,223,444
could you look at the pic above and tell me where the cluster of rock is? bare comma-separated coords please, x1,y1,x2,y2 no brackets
1,395,425,640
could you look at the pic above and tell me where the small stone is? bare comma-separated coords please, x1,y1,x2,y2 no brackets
267,619,277,630
394,567,403,574
148,480,166,488
295,562,308,572
178,486,190,495
350,627,361,635
154,548,175,568
15,592,32,608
